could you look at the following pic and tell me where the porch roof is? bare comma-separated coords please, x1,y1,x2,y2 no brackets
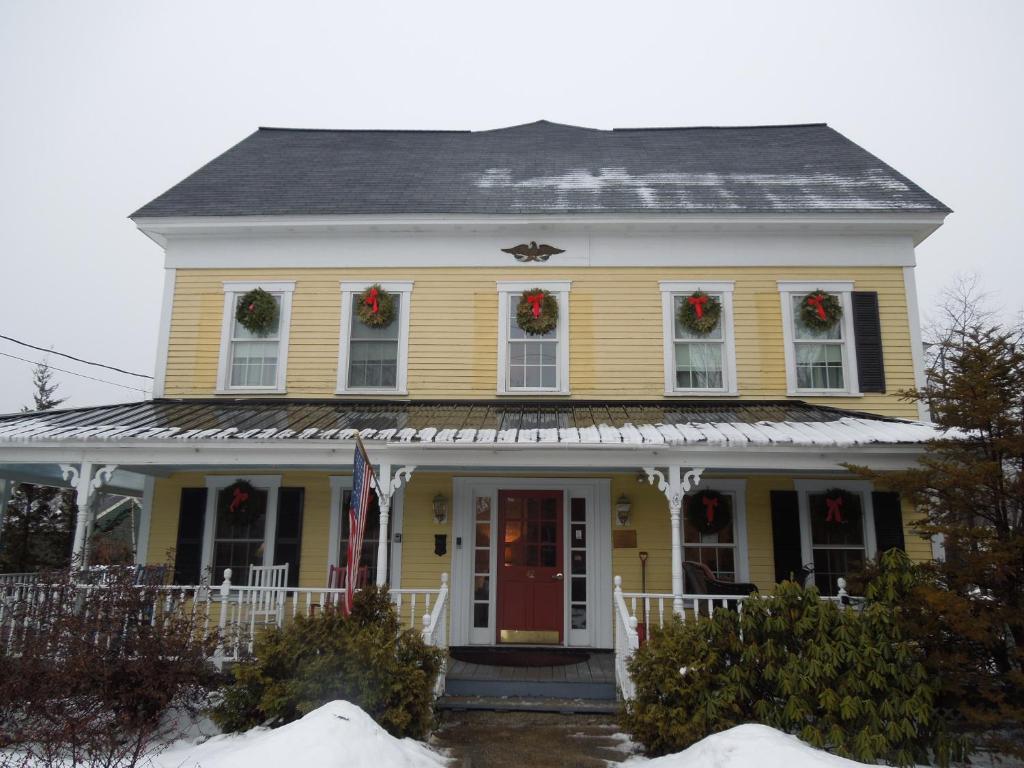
0,398,943,449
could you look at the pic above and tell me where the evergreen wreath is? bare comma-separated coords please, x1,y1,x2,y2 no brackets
515,288,559,336
820,488,857,526
356,284,396,328
799,290,843,332
677,290,722,335
223,479,259,521
685,489,731,536
235,288,279,336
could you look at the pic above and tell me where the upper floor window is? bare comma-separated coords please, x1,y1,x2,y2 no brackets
217,281,294,393
496,281,570,395
660,281,737,395
337,282,413,395
778,281,859,396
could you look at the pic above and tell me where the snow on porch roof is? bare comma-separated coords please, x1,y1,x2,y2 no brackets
0,399,943,449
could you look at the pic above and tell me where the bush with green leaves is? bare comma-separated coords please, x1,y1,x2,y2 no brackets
623,551,966,766
212,586,444,739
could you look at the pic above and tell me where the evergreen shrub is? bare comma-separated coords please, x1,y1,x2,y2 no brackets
622,551,965,766
213,586,444,739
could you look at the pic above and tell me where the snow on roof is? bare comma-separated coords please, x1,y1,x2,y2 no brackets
0,400,946,449
154,700,447,768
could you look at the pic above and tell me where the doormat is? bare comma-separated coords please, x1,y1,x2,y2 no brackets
450,646,590,668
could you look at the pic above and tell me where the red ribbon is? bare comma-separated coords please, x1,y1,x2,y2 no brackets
247,303,255,313
825,496,844,523
806,293,827,321
364,287,380,314
688,294,708,319
229,487,249,513
701,495,719,524
526,292,545,319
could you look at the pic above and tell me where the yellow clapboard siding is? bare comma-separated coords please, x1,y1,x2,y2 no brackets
164,266,919,419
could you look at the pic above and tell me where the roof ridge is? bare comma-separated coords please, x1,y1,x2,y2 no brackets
612,122,829,132
257,126,470,134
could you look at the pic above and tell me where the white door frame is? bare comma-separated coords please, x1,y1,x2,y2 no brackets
327,475,404,586
451,477,612,649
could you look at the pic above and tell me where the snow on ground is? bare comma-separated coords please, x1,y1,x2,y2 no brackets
621,724,871,768
151,701,449,768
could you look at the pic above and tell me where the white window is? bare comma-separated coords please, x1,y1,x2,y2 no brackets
496,281,570,394
201,475,281,585
660,281,737,395
795,480,877,598
216,281,294,393
337,282,413,394
682,479,748,584
778,281,859,396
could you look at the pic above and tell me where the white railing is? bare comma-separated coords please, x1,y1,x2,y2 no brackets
419,573,449,697
0,571,450,673
613,576,641,700
0,572,39,589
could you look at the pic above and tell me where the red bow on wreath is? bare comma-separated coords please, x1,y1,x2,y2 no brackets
806,293,828,321
526,292,545,319
364,287,380,314
701,495,718,524
688,294,708,319
247,303,255,314
229,486,250,514
825,495,844,523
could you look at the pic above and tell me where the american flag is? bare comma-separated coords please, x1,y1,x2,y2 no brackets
344,436,376,614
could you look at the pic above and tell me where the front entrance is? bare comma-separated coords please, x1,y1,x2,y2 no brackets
496,490,564,644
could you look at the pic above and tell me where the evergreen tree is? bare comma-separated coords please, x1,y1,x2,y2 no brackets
0,363,75,572
855,281,1024,756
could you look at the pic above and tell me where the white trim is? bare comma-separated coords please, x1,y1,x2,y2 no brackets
135,476,155,565
201,475,282,584
496,281,571,395
215,282,295,394
794,479,877,587
779,283,860,397
336,281,414,395
152,269,175,398
683,478,749,583
660,281,738,396
451,477,612,648
903,266,930,422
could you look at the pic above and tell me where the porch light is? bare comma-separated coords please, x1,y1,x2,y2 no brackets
432,492,448,525
615,494,632,526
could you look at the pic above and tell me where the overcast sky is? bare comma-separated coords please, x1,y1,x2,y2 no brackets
1,1,1021,414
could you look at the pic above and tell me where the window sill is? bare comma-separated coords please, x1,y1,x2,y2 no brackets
335,390,409,397
497,390,571,397
665,390,739,397
216,388,287,396
787,390,864,398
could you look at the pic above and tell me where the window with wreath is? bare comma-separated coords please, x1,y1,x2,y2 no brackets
218,282,293,392
337,489,388,587
808,490,865,596
683,491,737,582
338,282,412,393
347,294,403,388
212,484,268,587
228,293,283,388
497,282,569,394
672,293,726,390
791,294,847,390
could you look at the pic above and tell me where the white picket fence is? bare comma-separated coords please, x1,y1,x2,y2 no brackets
0,570,449,691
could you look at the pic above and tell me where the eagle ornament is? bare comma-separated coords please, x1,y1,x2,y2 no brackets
501,241,565,262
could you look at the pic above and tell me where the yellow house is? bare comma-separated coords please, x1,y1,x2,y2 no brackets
0,122,949,691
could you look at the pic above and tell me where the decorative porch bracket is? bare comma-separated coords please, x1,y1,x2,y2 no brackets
60,462,118,568
641,465,705,616
371,464,416,586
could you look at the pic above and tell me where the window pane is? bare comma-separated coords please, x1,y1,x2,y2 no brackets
809,493,864,546
230,341,278,387
675,342,724,389
348,340,398,388
474,603,489,628
233,294,281,339
673,295,723,340
796,343,844,390
213,486,268,586
350,295,401,340
507,299,559,389
792,295,842,340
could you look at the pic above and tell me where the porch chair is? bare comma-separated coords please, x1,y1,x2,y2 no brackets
247,563,289,627
682,561,758,613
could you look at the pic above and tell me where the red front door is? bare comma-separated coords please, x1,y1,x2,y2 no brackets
497,490,564,644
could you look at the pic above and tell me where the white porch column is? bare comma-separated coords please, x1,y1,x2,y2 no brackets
642,465,705,617
372,464,415,587
61,462,117,568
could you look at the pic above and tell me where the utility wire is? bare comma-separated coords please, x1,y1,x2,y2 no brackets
0,334,153,379
0,351,151,396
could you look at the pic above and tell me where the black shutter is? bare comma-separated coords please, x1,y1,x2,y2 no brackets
852,291,886,393
872,491,906,553
173,488,207,585
770,490,804,583
275,487,304,588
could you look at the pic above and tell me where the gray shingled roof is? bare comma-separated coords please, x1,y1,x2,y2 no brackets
131,121,949,218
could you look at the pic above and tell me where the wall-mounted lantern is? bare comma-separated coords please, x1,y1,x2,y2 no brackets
615,493,632,527
432,492,449,525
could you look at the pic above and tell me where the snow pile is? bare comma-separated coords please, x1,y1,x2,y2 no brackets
625,724,869,767
153,700,449,768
